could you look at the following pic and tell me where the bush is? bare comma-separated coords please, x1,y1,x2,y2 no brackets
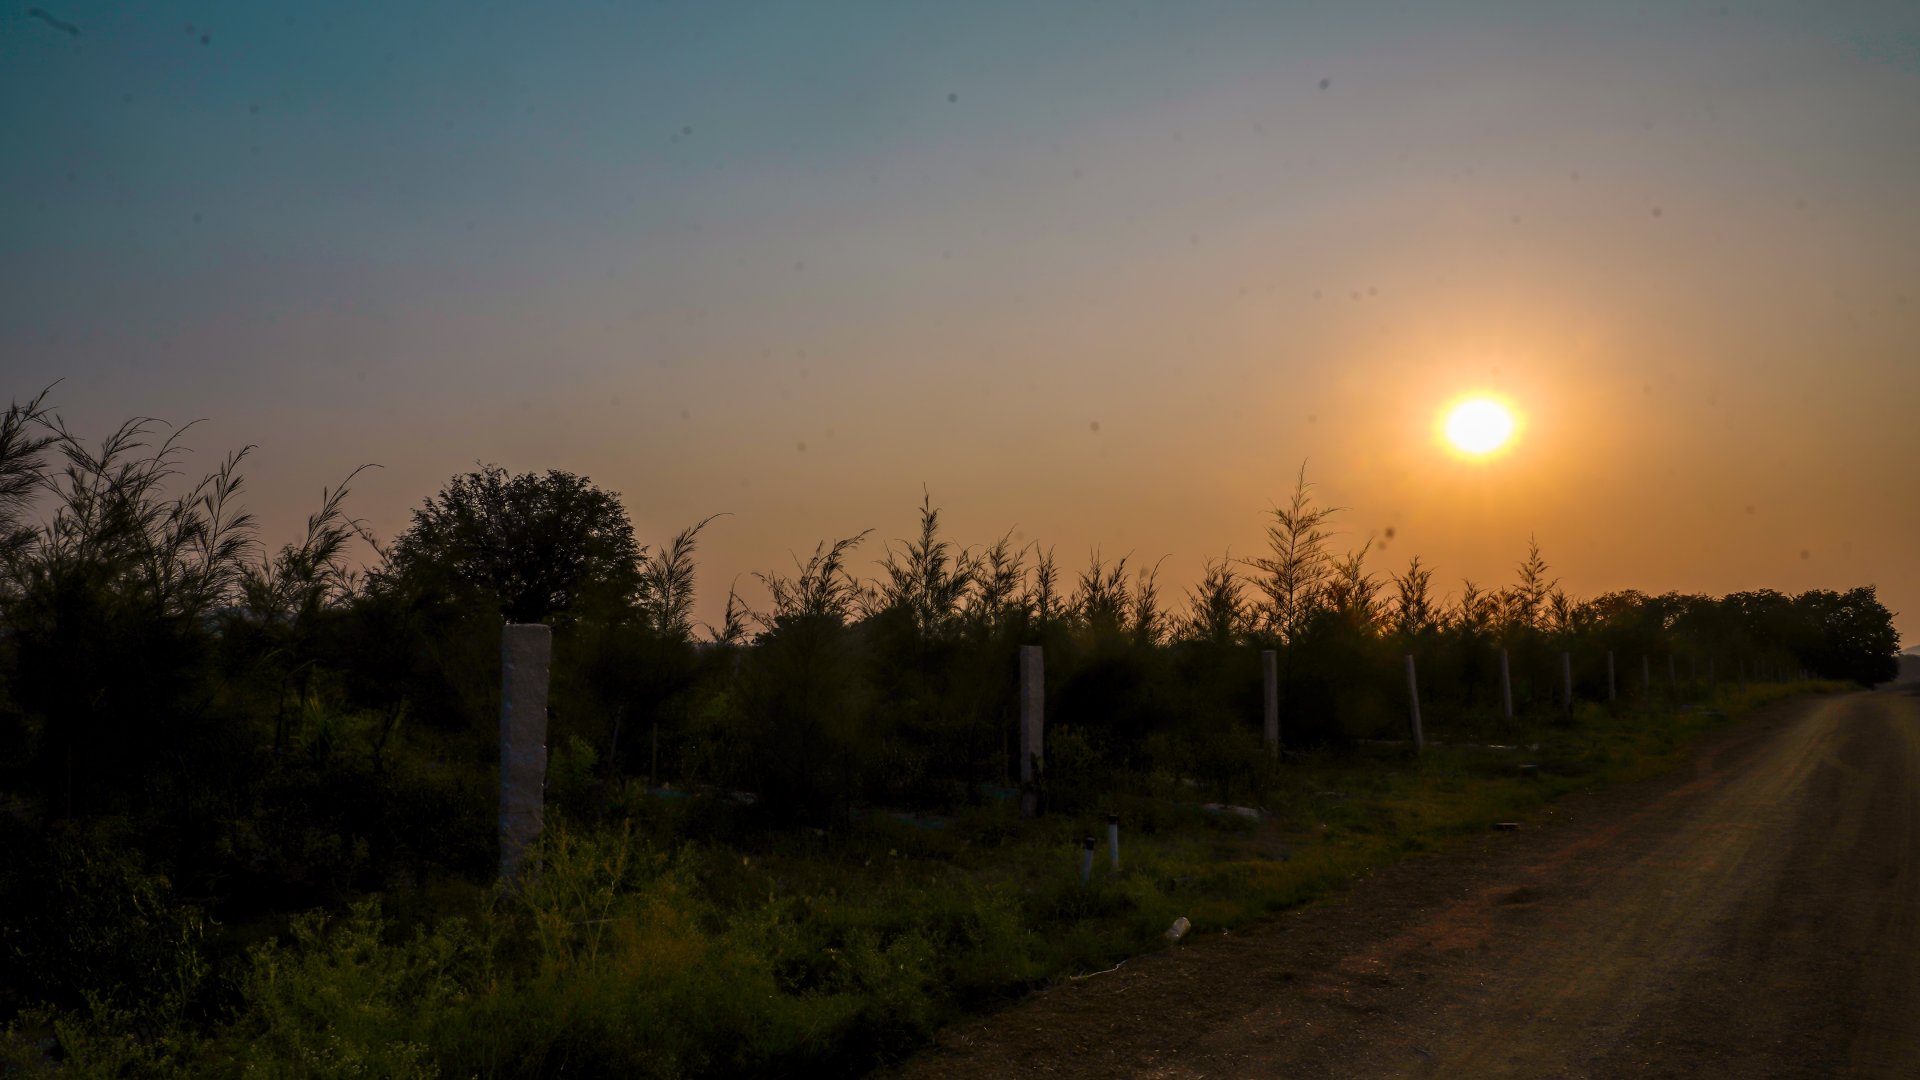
0,820,209,1024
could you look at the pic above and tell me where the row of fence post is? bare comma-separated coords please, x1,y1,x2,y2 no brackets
495,625,1819,878
1394,645,1797,754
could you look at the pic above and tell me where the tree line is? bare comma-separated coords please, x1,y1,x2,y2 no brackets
0,393,1898,832
0,391,1899,1050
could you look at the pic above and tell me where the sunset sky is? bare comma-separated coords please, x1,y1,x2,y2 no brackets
4,1,1916,643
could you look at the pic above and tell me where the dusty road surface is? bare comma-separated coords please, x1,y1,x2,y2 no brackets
892,687,1920,1078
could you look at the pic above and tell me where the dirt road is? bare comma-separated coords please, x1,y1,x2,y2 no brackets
892,687,1920,1078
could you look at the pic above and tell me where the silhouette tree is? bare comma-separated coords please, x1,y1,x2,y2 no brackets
1247,465,1338,644
1388,555,1438,639
237,466,378,755
2,411,258,816
1180,554,1251,646
1795,586,1900,685
378,465,644,624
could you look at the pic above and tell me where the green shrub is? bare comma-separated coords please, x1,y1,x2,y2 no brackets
0,822,209,1024
228,901,471,1079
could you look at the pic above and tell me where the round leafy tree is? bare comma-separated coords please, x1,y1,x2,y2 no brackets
381,465,643,623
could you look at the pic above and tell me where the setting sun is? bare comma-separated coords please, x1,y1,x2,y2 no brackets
1443,397,1517,456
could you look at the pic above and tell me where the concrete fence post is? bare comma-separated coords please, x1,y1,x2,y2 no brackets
1261,649,1280,758
1405,654,1425,752
1108,813,1121,872
499,623,551,885
1019,645,1044,819
1561,651,1574,716
1499,647,1514,719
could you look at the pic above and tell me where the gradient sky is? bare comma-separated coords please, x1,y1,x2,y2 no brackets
4,1,1917,642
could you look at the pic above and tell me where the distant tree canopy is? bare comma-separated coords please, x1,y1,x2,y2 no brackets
1793,586,1901,686
0,394,1906,833
378,465,644,623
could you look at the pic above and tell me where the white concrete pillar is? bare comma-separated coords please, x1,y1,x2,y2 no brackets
1405,654,1425,752
1561,651,1574,715
1261,649,1280,757
1019,644,1044,818
1499,647,1514,719
499,623,551,884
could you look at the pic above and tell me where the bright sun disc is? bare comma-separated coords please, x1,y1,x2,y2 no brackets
1444,398,1516,455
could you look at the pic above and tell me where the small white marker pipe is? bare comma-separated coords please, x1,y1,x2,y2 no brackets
1080,835,1096,887
1108,813,1121,872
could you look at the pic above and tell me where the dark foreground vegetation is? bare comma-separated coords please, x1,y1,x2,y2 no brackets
0,391,1899,1077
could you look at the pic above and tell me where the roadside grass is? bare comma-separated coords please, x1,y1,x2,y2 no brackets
3,682,1844,1078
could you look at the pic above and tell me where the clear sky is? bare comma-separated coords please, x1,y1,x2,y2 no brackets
4,1,1917,642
